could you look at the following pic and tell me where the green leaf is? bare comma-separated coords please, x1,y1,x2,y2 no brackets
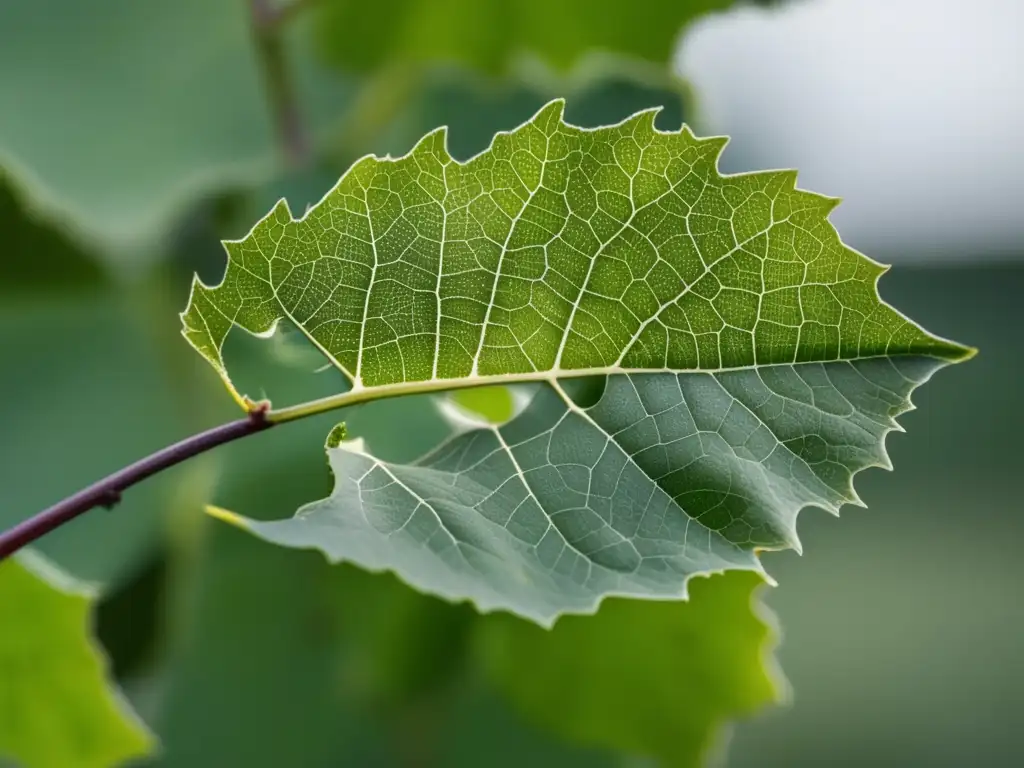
0,0,354,263
182,102,973,625
0,554,154,768
451,386,517,423
315,0,769,76
477,571,780,767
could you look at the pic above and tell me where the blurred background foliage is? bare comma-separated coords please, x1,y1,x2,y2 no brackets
1,0,1020,766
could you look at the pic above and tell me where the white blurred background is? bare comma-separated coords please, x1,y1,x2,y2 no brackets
679,0,1024,262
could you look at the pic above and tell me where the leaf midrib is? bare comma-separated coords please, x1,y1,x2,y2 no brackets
264,351,961,424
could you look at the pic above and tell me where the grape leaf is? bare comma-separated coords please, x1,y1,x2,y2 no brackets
315,0,775,76
182,101,973,625
476,571,780,767
0,554,154,768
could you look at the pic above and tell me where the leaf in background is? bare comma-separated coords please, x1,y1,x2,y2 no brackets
315,0,769,76
156,520,615,768
0,0,354,266
434,685,618,768
477,571,780,767
0,554,154,768
0,298,208,591
182,102,972,625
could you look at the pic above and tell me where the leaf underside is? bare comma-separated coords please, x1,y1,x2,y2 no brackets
182,100,972,625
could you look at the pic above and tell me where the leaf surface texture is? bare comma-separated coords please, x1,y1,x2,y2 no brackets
183,102,971,623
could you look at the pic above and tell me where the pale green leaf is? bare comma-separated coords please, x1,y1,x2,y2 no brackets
451,386,517,423
182,102,972,625
477,571,780,768
315,0,775,76
0,554,154,768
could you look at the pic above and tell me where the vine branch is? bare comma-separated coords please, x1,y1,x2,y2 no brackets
0,406,273,561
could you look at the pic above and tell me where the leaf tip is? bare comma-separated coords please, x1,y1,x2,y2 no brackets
683,124,730,160
534,97,567,127
269,196,295,224
624,104,664,132
788,534,805,556
946,341,979,363
847,488,868,509
411,124,449,157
